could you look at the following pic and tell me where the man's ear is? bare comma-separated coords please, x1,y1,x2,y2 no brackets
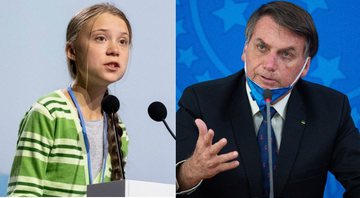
66,43,76,61
301,57,311,77
241,44,248,61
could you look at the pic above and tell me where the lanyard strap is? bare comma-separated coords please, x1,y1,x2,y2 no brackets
67,87,108,184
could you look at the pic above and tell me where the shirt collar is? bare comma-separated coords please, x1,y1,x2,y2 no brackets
245,81,291,119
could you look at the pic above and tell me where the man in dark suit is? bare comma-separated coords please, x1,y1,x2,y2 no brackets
176,1,360,197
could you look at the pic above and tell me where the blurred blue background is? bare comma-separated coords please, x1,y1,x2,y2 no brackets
176,0,360,197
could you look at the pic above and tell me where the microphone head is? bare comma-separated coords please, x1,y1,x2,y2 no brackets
263,89,272,101
148,101,167,122
101,95,120,114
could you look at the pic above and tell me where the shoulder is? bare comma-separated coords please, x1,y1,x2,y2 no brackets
18,90,71,142
26,90,74,121
36,90,68,107
296,79,347,101
178,70,246,119
186,70,243,92
181,70,245,101
295,79,349,113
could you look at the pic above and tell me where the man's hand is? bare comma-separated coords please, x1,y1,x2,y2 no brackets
177,119,239,191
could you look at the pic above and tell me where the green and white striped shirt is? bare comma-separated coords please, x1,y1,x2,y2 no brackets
7,90,129,197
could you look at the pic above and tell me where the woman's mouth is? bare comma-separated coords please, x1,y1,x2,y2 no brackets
104,62,120,70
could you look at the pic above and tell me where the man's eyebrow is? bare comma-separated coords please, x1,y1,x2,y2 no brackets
279,47,297,54
254,38,265,43
254,38,297,52
254,38,269,48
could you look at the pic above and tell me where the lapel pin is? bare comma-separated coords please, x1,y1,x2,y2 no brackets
301,120,306,125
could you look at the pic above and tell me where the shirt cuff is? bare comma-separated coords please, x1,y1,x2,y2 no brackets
176,160,203,195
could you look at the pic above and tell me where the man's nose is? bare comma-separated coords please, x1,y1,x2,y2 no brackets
263,53,277,71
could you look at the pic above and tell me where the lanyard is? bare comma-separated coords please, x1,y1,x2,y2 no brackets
67,87,108,184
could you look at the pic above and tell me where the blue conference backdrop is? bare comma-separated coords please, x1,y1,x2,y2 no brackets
176,0,360,197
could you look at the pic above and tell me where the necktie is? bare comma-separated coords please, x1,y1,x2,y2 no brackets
257,107,277,196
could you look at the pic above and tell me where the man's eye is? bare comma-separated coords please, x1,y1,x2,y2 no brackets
282,51,293,59
257,44,266,52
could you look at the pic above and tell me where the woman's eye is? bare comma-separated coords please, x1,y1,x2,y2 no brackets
95,36,106,42
119,39,129,46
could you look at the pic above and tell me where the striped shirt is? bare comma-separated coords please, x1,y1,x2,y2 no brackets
7,90,129,197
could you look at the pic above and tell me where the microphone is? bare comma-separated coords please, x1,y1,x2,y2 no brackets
148,101,176,140
102,95,120,113
263,89,274,198
263,89,272,103
101,95,125,180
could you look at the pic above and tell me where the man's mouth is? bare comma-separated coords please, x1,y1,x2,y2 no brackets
261,75,274,81
259,75,277,86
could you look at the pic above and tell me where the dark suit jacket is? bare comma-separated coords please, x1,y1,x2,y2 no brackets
176,70,360,198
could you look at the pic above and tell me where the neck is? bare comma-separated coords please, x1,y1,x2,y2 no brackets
71,80,107,121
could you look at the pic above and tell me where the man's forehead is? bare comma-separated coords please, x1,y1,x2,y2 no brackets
251,16,306,51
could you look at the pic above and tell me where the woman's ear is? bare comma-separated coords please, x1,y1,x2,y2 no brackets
66,43,76,61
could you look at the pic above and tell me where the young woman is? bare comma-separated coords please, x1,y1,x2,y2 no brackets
7,3,131,196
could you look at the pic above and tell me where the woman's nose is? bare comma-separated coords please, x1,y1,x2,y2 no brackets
106,42,120,56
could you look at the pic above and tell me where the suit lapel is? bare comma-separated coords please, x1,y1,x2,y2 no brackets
229,73,264,196
274,84,306,195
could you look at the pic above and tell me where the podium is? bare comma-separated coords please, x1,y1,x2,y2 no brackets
87,179,175,197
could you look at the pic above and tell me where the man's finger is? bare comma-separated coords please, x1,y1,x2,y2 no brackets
195,118,208,138
216,151,238,163
217,160,240,173
202,160,240,179
194,119,211,149
203,128,215,147
210,138,227,155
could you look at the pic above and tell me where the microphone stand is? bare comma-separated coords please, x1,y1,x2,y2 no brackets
110,112,126,180
265,93,274,198
162,119,176,140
